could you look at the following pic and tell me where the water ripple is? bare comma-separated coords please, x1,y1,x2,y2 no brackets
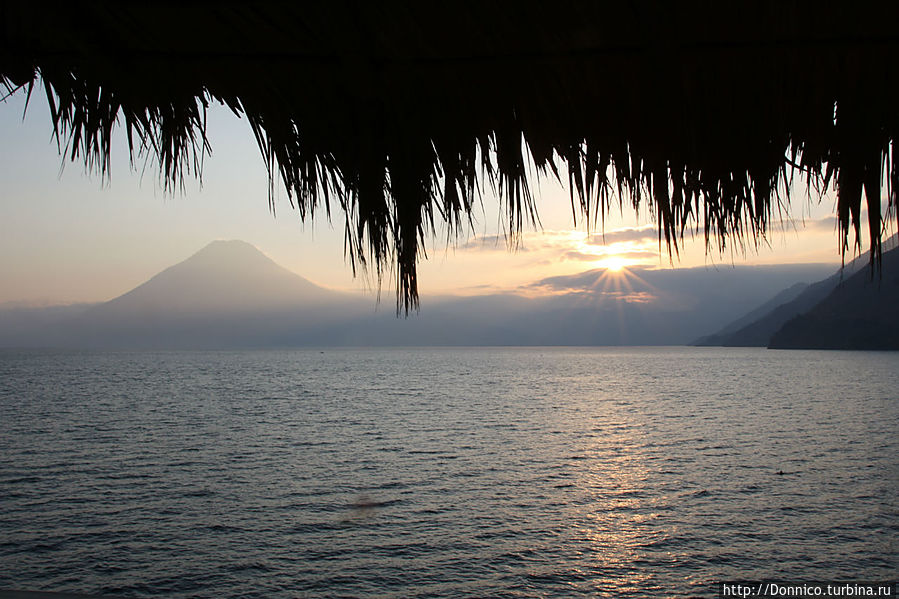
0,347,897,597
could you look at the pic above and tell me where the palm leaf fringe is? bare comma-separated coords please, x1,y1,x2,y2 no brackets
2,1,898,311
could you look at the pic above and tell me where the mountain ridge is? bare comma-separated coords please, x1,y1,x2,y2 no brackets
769,247,899,349
691,237,899,348
94,239,338,316
49,240,368,348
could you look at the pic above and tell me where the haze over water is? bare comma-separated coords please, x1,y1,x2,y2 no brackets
1,347,896,597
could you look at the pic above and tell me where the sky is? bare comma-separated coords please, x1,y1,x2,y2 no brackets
0,86,860,306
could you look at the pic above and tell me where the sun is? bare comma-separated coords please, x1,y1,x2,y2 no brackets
599,255,630,272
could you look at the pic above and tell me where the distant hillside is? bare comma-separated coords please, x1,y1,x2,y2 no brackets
95,239,336,315
691,237,898,347
53,240,368,348
722,276,840,346
769,248,899,350
692,272,850,347
691,282,810,346
0,302,97,348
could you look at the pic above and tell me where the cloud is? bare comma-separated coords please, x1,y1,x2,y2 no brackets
526,270,602,292
527,267,653,293
780,214,875,233
587,224,658,245
560,249,659,263
561,250,602,262
621,250,660,258
457,228,662,271
793,215,839,231
552,289,657,303
522,267,658,303
459,234,517,251
459,230,583,253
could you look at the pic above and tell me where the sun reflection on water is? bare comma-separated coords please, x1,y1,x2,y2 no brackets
563,415,682,595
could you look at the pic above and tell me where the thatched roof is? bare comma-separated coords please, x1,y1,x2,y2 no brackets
2,2,898,311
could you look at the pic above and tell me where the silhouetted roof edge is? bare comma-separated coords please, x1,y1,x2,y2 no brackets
2,1,898,311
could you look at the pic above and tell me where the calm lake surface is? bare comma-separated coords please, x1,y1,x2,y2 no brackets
0,347,896,597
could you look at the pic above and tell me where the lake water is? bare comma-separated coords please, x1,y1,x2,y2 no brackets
0,347,896,597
